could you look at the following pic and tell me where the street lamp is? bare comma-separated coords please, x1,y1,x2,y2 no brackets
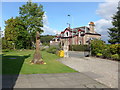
67,14,73,51
67,23,70,28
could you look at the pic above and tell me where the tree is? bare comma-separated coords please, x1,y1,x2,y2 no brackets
40,35,55,45
19,1,44,48
108,1,120,44
4,17,29,49
19,1,44,64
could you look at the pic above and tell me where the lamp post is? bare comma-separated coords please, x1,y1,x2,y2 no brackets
67,14,71,29
67,14,73,51
67,23,70,28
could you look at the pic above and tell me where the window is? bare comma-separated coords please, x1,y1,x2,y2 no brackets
66,32,69,36
57,39,60,41
81,32,84,34
64,31,69,37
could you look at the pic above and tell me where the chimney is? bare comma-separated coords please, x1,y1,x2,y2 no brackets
89,22,95,33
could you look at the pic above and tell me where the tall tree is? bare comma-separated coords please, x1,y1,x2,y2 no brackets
4,17,29,49
19,1,44,64
108,1,120,44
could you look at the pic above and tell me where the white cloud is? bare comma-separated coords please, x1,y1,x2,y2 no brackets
96,1,118,19
95,19,112,42
95,0,119,43
42,12,60,35
95,19,112,33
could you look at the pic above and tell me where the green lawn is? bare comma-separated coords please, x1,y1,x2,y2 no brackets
2,50,77,74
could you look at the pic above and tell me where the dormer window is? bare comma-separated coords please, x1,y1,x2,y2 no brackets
66,32,69,36
64,31,69,37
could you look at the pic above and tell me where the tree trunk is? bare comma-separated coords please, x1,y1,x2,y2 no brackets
32,31,44,64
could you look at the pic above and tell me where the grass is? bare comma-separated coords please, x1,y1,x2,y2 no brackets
2,50,78,74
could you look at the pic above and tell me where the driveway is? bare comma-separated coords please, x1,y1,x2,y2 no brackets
68,51,89,58
59,52,118,88
3,73,108,88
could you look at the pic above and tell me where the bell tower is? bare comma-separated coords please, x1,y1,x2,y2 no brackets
89,22,95,33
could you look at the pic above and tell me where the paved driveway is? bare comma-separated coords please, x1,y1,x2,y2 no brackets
3,73,108,88
59,54,119,88
68,51,89,58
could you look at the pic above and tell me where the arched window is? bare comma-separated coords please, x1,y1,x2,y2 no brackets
64,31,69,37
66,32,69,36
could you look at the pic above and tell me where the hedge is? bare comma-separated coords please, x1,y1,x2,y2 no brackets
91,39,120,61
69,45,89,51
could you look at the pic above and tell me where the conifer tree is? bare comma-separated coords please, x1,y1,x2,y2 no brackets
108,1,120,44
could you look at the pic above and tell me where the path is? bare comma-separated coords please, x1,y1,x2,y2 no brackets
3,73,108,88
59,54,118,88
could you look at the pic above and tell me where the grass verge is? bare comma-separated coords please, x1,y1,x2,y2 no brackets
2,50,78,74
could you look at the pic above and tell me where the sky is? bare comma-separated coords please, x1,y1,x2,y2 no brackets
1,0,120,43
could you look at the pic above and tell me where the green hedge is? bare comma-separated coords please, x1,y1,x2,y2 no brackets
46,46,60,54
69,45,89,51
91,39,120,60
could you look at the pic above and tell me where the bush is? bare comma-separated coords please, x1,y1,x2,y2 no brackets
96,53,102,57
41,48,46,51
110,44,120,54
102,48,111,59
91,39,106,56
90,39,120,61
69,45,89,51
2,38,14,50
111,54,120,60
46,46,60,54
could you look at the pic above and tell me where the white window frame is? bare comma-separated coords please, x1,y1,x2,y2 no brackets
64,31,69,37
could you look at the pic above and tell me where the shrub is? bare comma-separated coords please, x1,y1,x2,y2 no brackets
46,46,60,54
91,39,106,56
96,53,102,57
41,48,46,51
110,44,120,54
90,39,120,60
69,45,89,51
111,54,120,60
2,40,14,50
102,48,111,59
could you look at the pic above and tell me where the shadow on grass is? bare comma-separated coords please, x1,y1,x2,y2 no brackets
2,54,30,89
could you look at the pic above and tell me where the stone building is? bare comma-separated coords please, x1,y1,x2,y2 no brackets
50,22,101,46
